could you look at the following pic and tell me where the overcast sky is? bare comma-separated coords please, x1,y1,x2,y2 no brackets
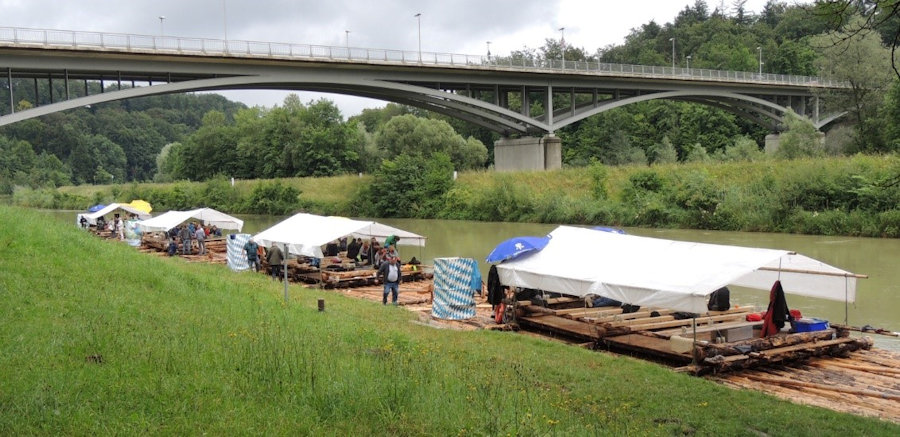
2,0,775,116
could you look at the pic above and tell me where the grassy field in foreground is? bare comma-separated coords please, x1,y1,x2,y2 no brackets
0,205,897,435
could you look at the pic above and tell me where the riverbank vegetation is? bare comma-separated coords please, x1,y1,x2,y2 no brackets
1,205,897,434
12,153,900,238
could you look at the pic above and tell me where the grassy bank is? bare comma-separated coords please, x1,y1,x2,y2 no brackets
12,154,900,237
1,205,897,435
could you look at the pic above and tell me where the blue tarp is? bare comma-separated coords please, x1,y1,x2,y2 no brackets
486,236,551,263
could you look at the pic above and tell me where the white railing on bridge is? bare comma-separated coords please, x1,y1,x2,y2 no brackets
0,26,843,88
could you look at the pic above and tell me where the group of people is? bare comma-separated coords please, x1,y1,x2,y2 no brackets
242,238,285,281
166,222,222,256
343,236,399,269
88,213,129,241
242,234,404,305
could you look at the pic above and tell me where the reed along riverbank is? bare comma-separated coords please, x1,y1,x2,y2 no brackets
30,154,900,238
1,205,898,434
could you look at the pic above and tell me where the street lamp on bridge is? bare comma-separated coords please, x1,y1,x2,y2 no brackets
158,16,166,36
486,40,491,59
345,30,350,49
669,37,675,69
414,13,422,62
558,27,565,61
686,55,691,70
757,46,763,74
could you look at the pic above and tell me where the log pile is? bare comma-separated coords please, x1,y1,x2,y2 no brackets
514,298,877,374
712,348,900,423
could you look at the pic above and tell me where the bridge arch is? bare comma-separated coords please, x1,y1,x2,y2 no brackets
546,90,795,132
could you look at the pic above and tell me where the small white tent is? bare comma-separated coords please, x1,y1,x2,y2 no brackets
136,208,244,233
496,226,861,314
252,213,425,258
77,203,152,226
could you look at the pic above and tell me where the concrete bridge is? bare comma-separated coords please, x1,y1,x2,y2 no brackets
0,27,847,170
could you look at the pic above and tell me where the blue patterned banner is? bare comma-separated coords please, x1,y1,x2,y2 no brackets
432,257,479,320
227,233,251,272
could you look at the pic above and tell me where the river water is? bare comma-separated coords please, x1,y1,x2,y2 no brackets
46,210,900,349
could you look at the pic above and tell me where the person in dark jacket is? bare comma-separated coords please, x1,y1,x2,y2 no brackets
179,225,192,255
487,265,504,309
346,237,360,260
378,256,402,305
267,243,284,281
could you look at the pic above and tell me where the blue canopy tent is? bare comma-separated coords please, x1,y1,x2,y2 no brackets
486,236,551,263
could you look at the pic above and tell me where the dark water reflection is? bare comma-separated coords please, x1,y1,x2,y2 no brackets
46,210,900,349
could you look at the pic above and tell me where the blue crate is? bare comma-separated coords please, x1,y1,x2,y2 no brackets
791,317,829,333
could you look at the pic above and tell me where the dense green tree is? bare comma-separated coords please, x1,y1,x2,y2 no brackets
813,0,900,78
32,152,70,187
375,114,487,170
812,19,895,152
877,79,900,151
354,153,454,218
649,136,680,164
175,110,239,180
775,110,825,159
68,134,127,184
719,136,767,161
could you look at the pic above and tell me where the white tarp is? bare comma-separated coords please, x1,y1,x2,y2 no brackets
496,226,858,314
77,203,152,226
252,213,426,258
136,208,244,233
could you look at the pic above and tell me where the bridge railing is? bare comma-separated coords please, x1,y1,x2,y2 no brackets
0,26,842,88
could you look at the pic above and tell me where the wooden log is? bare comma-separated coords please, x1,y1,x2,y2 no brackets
831,323,900,337
625,313,745,331
521,305,557,316
809,360,900,375
702,337,872,373
655,320,762,339
740,373,900,401
701,330,836,358
579,308,673,323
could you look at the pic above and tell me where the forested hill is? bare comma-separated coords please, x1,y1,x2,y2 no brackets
0,91,245,192
2,0,899,193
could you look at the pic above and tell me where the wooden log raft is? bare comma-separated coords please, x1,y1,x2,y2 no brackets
696,335,874,374
697,329,838,361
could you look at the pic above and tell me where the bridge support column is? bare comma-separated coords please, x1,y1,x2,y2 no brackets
493,135,562,171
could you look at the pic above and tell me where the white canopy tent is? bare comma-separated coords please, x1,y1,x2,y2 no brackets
136,208,244,233
496,226,861,314
77,203,152,226
252,213,426,259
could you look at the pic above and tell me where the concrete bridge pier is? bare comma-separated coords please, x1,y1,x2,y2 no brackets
494,135,562,171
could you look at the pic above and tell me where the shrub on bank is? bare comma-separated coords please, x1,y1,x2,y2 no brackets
21,154,900,237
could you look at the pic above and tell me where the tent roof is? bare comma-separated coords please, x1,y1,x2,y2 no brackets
80,203,152,224
136,208,244,233
252,213,425,258
496,226,859,314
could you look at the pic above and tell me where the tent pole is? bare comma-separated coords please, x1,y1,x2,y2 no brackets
691,317,698,366
844,276,848,325
283,243,289,304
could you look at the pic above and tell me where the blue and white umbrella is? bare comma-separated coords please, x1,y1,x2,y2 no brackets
592,226,626,234
486,236,551,263
88,204,107,213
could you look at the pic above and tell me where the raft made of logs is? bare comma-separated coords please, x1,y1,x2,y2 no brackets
514,298,873,373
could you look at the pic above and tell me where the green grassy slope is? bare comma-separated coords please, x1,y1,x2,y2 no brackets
0,205,896,435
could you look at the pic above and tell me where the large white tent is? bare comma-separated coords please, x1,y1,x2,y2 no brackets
136,208,244,233
77,203,152,226
496,226,861,314
252,213,425,258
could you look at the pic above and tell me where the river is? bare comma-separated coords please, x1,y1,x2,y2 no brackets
46,210,900,349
